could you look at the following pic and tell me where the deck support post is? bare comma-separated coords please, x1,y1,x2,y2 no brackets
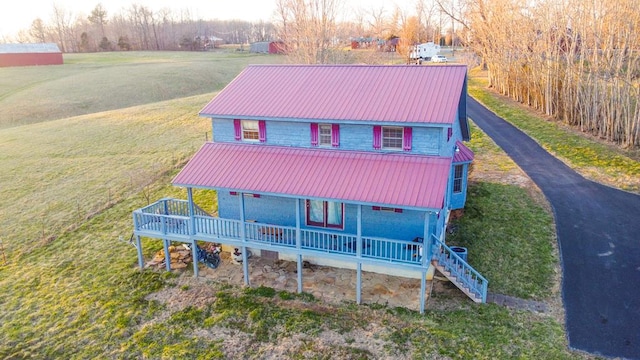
135,235,144,269
191,239,199,277
356,204,362,304
420,270,427,314
356,263,362,304
163,239,171,271
239,193,249,286
295,199,302,293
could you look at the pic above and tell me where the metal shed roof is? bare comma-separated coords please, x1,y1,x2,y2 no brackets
200,64,468,125
0,43,61,54
173,142,451,210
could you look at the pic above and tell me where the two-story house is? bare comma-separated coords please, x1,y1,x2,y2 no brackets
132,64,487,312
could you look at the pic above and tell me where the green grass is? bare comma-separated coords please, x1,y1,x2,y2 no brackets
0,50,283,128
468,70,640,193
0,52,589,359
452,123,557,298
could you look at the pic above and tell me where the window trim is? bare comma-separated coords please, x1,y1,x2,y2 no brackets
318,124,332,146
241,120,260,142
234,119,266,142
306,200,344,229
453,164,464,193
382,126,404,150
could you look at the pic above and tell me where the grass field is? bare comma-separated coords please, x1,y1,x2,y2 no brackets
0,52,594,359
0,50,283,128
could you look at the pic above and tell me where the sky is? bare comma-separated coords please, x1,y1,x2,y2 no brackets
0,0,415,39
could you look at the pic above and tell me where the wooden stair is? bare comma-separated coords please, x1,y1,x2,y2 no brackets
432,260,483,303
431,237,488,303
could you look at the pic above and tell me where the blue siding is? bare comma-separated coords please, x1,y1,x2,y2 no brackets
449,163,470,210
218,191,433,240
212,118,441,155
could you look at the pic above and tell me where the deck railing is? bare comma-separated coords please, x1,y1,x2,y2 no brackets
363,236,422,264
134,198,427,267
432,236,488,302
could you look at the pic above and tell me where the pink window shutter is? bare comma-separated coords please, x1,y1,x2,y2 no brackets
331,124,340,147
403,127,412,151
258,120,266,142
310,123,319,146
233,119,241,141
373,125,382,149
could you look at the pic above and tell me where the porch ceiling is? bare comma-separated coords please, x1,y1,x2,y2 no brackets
173,143,451,210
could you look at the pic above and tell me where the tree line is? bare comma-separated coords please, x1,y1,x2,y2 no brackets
11,3,278,52
458,0,640,147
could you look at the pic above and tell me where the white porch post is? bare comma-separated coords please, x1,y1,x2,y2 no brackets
296,199,303,293
187,188,199,277
356,204,362,305
239,192,249,286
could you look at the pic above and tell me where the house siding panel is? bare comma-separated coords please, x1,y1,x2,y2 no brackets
213,119,441,155
219,192,427,241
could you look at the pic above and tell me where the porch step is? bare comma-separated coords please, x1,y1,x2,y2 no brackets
432,260,482,303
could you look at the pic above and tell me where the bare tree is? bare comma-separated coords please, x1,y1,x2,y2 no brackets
275,0,345,64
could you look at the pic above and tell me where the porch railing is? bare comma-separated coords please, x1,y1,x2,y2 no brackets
432,236,488,303
133,198,425,266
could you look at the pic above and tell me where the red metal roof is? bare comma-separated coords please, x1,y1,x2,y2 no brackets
200,64,468,125
173,143,452,210
453,141,474,162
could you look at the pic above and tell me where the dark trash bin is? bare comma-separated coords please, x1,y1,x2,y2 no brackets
450,246,467,262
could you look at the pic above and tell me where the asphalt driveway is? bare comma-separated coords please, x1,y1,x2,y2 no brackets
467,96,640,359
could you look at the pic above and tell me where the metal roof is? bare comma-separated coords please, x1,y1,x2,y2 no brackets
453,141,474,163
0,43,61,54
173,142,451,210
199,64,468,125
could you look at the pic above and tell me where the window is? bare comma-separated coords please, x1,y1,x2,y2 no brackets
374,126,412,151
319,124,332,146
382,127,403,149
242,120,259,141
234,119,266,142
306,200,343,229
453,164,464,193
311,123,339,147
372,206,403,213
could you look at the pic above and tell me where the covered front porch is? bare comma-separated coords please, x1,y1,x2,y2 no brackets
133,196,487,312
134,193,437,312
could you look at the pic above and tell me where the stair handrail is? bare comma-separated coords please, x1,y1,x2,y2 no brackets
432,236,488,303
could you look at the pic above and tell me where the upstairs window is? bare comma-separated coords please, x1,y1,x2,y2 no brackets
374,126,412,151
382,127,403,149
234,119,266,142
319,124,332,146
311,123,340,147
242,120,259,141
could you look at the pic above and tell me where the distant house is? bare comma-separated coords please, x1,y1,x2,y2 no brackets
249,41,286,54
0,43,63,67
132,65,487,312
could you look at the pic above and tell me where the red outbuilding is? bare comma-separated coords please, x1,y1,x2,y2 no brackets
0,43,63,67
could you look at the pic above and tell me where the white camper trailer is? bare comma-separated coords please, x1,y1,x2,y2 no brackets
409,42,441,63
